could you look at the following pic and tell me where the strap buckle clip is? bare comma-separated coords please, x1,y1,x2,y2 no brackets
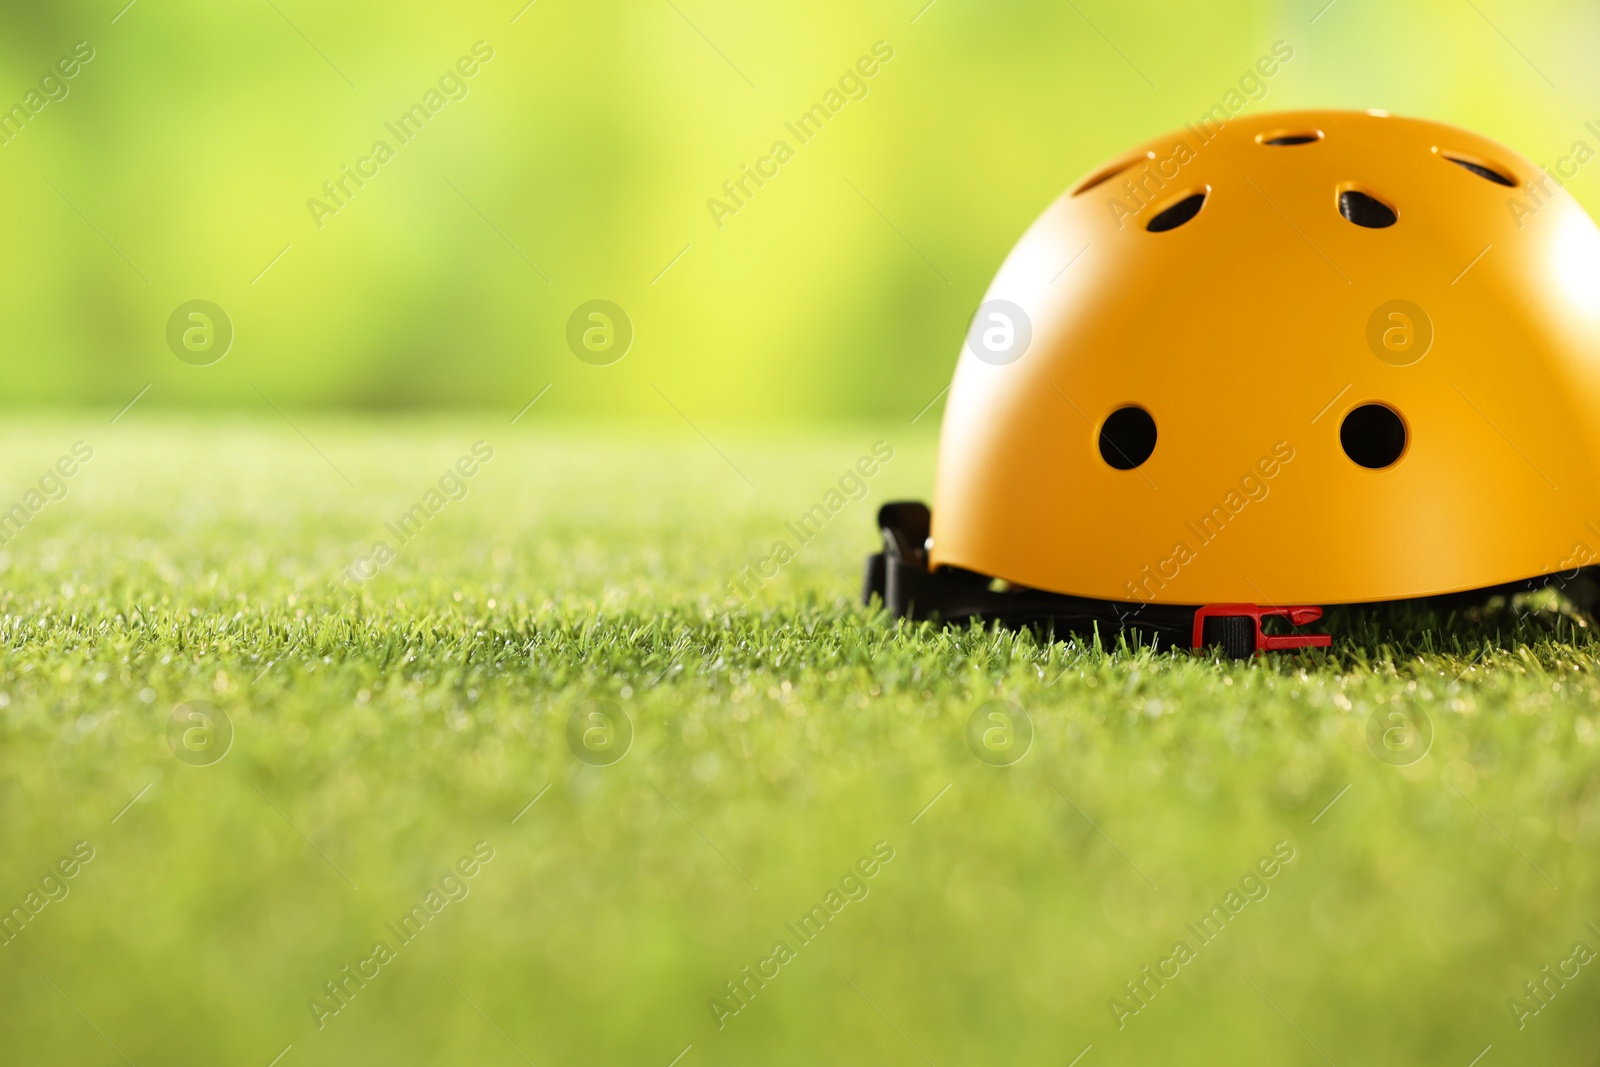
1191,603,1332,654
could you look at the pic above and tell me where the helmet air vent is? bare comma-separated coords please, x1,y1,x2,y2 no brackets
1338,189,1398,228
1442,154,1516,187
1071,151,1154,196
1146,191,1207,233
1259,131,1322,146
1098,406,1157,470
1340,404,1407,469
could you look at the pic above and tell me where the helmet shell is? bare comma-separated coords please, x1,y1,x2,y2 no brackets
930,109,1600,605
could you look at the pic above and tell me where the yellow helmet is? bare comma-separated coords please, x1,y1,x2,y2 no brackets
865,109,1600,656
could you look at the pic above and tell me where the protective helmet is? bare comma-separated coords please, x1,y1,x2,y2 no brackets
865,109,1600,656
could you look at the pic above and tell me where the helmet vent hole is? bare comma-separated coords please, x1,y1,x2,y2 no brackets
1340,404,1407,469
1146,192,1207,233
1339,190,1397,228
1262,132,1321,146
1099,406,1157,470
1071,152,1152,196
1444,155,1517,187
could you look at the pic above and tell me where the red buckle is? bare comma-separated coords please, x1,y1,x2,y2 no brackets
1191,603,1332,654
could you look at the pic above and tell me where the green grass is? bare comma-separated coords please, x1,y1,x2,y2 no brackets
1,416,1598,1066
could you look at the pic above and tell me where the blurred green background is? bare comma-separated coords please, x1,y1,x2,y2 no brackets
1,0,1597,417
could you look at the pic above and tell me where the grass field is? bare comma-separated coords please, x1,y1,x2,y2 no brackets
1,415,1598,1066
